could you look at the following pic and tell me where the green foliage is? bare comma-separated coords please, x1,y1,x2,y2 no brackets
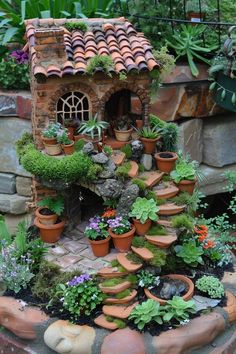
171,213,194,231
132,236,146,248
77,114,109,140
162,296,196,323
0,56,29,89
225,171,236,192
153,46,175,79
138,164,145,173
105,316,126,328
57,132,72,145
160,123,179,152
103,145,113,157
101,278,126,287
74,139,86,151
170,160,196,183
116,162,131,179
86,55,114,77
64,21,88,32
145,243,167,267
129,197,159,224
129,299,163,330
138,126,159,139
0,214,11,247
115,289,131,299
120,144,132,159
132,178,147,191
126,252,142,264
173,190,206,215
15,132,34,159
195,275,225,299
186,0,208,12
38,196,64,215
137,270,158,289
150,114,166,130
174,240,204,267
118,72,127,81
147,224,168,236
42,122,63,138
167,24,216,77
20,145,99,183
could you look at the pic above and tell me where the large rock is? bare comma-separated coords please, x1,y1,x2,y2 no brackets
117,184,139,217
203,114,236,167
0,173,16,194
16,176,32,196
0,193,30,214
0,118,32,176
178,119,203,163
96,179,123,199
0,94,17,116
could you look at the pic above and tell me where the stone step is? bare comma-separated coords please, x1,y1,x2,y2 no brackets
131,246,153,261
117,253,143,272
104,289,137,305
145,234,177,248
97,266,129,279
138,171,164,188
158,203,185,216
111,151,126,166
102,302,138,319
94,314,118,330
99,281,131,295
154,183,179,199
128,161,139,178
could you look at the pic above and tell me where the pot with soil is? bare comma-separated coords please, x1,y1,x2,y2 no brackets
34,217,65,243
36,196,64,225
108,217,135,252
35,207,57,225
89,236,111,257
144,274,194,305
155,152,178,173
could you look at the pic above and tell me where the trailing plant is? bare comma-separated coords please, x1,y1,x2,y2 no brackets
137,270,160,289
15,131,34,159
0,53,29,89
174,240,204,267
120,144,132,159
129,197,159,223
162,296,196,324
138,126,159,139
77,114,109,140
38,196,64,215
107,216,132,234
195,275,224,299
129,299,164,330
64,21,88,32
84,216,109,241
86,55,114,77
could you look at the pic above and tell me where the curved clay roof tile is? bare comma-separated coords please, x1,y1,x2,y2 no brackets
85,50,96,59
103,23,114,32
147,59,159,71
33,66,47,77
47,65,61,73
115,62,126,73
62,61,74,69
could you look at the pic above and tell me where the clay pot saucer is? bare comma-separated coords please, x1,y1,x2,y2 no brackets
138,171,164,188
94,314,118,330
144,274,194,305
99,281,131,295
104,289,137,304
102,302,138,319
97,266,129,279
155,183,179,199
145,234,177,248
131,246,153,261
117,253,143,272
158,203,185,216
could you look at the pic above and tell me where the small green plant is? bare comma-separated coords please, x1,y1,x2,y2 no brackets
147,224,168,236
129,299,163,330
170,160,196,183
150,114,166,130
196,275,225,299
107,216,132,235
103,145,113,156
160,123,179,152
74,139,86,151
38,196,64,215
119,72,127,81
171,214,194,231
42,122,63,138
138,164,145,173
145,243,167,267
126,252,142,264
137,270,159,289
86,55,114,77
162,296,196,323
138,126,159,139
132,178,147,191
115,289,131,299
0,55,29,89
105,316,126,329
153,46,175,80
64,21,88,32
84,216,109,241
129,197,159,224
174,240,204,267
173,190,206,215
116,162,131,179
57,132,72,145
77,114,109,140
120,144,132,159
15,132,34,159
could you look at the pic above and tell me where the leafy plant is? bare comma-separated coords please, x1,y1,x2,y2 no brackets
137,270,160,289
57,132,72,145
146,224,168,236
103,145,113,156
77,114,109,140
138,126,159,139
172,190,206,215
129,299,163,330
116,162,131,179
107,216,132,235
38,196,64,215
0,55,29,89
160,123,179,152
167,24,216,77
171,213,194,231
42,122,64,139
174,240,204,267
129,197,159,224
84,216,109,241
86,55,114,77
120,144,132,159
162,296,196,323
64,21,88,32
74,139,86,151
170,160,196,183
195,275,225,299
150,114,166,130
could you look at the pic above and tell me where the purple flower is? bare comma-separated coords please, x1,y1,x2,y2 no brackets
10,50,29,64
68,273,92,286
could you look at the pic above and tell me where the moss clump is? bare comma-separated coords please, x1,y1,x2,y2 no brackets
115,289,131,299
172,192,191,206
162,175,172,182
105,316,126,329
126,252,142,264
145,191,165,205
145,243,167,267
116,162,131,179
171,213,194,231
132,178,147,191
147,224,167,235
86,55,114,77
15,132,34,159
101,278,126,287
132,236,146,248
120,144,132,159
64,22,88,32
138,164,145,172
74,139,86,151
110,259,127,273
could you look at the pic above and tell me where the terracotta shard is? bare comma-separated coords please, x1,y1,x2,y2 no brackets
145,234,177,248
104,290,137,305
111,151,126,166
158,203,185,216
98,266,129,278
131,246,154,261
99,281,132,295
128,161,139,178
117,253,143,272
139,171,164,188
102,302,138,319
155,184,179,199
158,219,172,228
94,314,118,330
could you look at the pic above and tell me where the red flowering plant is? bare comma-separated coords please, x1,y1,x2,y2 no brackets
101,208,116,220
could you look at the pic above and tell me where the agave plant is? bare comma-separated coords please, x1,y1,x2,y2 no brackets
77,114,109,140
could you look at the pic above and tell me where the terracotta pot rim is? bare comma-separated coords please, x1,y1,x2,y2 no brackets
41,136,57,141
62,141,74,148
34,217,65,230
109,225,135,239
89,236,111,244
132,218,150,225
178,178,197,185
139,136,159,143
114,128,133,134
155,152,178,162
35,207,56,220
144,274,194,305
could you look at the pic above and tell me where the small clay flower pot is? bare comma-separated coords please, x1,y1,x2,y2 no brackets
62,141,74,155
41,136,57,145
34,217,65,243
132,218,151,236
67,127,75,140
144,274,194,305
109,225,135,252
114,128,133,142
177,179,197,195
89,236,111,257
35,207,57,225
136,119,144,129
155,152,178,173
139,137,159,154
44,143,62,156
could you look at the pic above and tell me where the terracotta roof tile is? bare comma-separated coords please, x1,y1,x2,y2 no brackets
25,17,160,78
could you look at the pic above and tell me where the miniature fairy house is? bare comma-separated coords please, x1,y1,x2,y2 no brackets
25,17,159,146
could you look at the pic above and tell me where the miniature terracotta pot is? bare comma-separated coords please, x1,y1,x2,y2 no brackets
67,127,75,140
144,274,194,305
114,128,133,142
34,217,65,243
155,152,178,173
109,225,135,252
89,236,111,257
41,136,57,145
136,119,144,129
132,218,151,236
35,207,57,225
44,143,62,156
139,137,159,154
62,141,74,155
177,179,196,195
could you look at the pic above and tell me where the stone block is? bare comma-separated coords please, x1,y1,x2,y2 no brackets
16,94,32,119
0,94,17,116
0,117,32,176
16,176,32,196
0,173,16,194
203,114,236,167
178,119,203,163
0,194,30,214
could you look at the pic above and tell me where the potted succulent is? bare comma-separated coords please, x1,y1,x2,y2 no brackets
41,123,63,156
57,131,74,155
107,216,135,252
114,118,133,142
35,195,64,225
138,126,160,154
129,197,159,235
155,152,178,173
170,159,197,194
84,216,110,257
76,114,109,147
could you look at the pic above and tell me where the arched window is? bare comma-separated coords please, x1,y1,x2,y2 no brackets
56,91,90,123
